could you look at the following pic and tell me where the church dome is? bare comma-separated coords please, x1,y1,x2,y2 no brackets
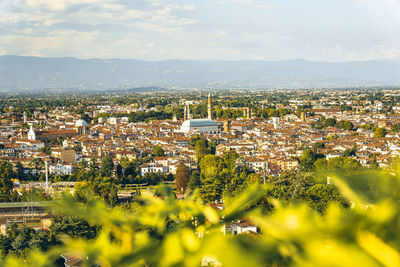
75,119,88,127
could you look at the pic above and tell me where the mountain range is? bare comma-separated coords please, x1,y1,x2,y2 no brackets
1,55,400,92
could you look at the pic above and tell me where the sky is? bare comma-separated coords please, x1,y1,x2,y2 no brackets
0,0,400,62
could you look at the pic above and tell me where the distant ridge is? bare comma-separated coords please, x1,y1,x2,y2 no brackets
1,55,400,92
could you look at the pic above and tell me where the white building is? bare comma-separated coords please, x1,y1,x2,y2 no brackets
140,163,164,176
28,124,36,140
49,164,73,175
180,93,220,134
181,119,220,134
226,220,258,235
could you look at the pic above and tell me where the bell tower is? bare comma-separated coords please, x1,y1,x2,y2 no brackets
208,93,212,120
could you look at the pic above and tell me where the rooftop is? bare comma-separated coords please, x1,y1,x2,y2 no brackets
182,119,217,127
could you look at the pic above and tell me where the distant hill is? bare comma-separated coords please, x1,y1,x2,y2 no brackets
1,55,400,92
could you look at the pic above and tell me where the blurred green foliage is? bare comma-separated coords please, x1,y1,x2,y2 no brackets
2,167,400,266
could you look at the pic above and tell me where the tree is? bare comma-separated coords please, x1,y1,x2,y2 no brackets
143,172,163,185
15,161,25,180
100,156,114,177
223,151,239,171
73,181,92,202
246,173,261,185
326,156,362,172
198,155,226,202
343,121,354,131
195,139,208,162
323,118,337,128
373,127,387,138
153,145,165,157
116,164,123,183
50,216,97,239
188,170,201,192
314,158,327,171
175,163,190,194
391,123,400,132
189,135,202,147
29,158,44,176
300,149,315,172
343,145,357,157
335,120,354,131
92,175,118,206
312,142,325,154
369,155,380,169
39,147,51,155
0,159,16,202
57,136,64,146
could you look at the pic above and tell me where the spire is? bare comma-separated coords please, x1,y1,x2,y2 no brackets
208,92,212,120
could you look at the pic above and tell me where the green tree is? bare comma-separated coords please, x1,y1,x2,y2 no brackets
326,156,362,172
391,123,400,132
15,161,25,180
312,142,325,154
57,136,64,146
73,181,92,202
116,164,123,183
143,172,163,185
188,170,201,192
323,118,337,128
343,120,354,130
300,149,315,172
100,156,114,178
175,163,190,194
314,158,327,171
0,159,16,202
373,127,387,138
369,155,380,169
153,145,165,157
195,139,208,162
39,147,51,155
223,151,239,171
29,158,44,176
198,155,226,202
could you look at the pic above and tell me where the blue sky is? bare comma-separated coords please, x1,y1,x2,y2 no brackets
0,0,399,61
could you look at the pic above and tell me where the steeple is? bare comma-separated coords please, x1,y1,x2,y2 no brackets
208,92,212,120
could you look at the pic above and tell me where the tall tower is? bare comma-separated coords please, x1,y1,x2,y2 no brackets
184,104,188,121
208,93,212,120
184,103,191,120
23,111,27,124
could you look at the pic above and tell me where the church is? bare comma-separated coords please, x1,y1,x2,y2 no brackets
27,119,90,143
180,93,220,134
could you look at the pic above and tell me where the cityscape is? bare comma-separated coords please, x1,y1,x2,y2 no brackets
1,0,400,266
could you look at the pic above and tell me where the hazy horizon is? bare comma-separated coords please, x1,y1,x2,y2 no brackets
3,54,400,63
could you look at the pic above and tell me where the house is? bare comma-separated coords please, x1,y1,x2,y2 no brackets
49,164,73,175
140,163,164,176
52,149,76,164
226,219,258,235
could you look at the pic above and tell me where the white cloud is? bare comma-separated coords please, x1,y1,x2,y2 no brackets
218,0,276,9
1,0,399,61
